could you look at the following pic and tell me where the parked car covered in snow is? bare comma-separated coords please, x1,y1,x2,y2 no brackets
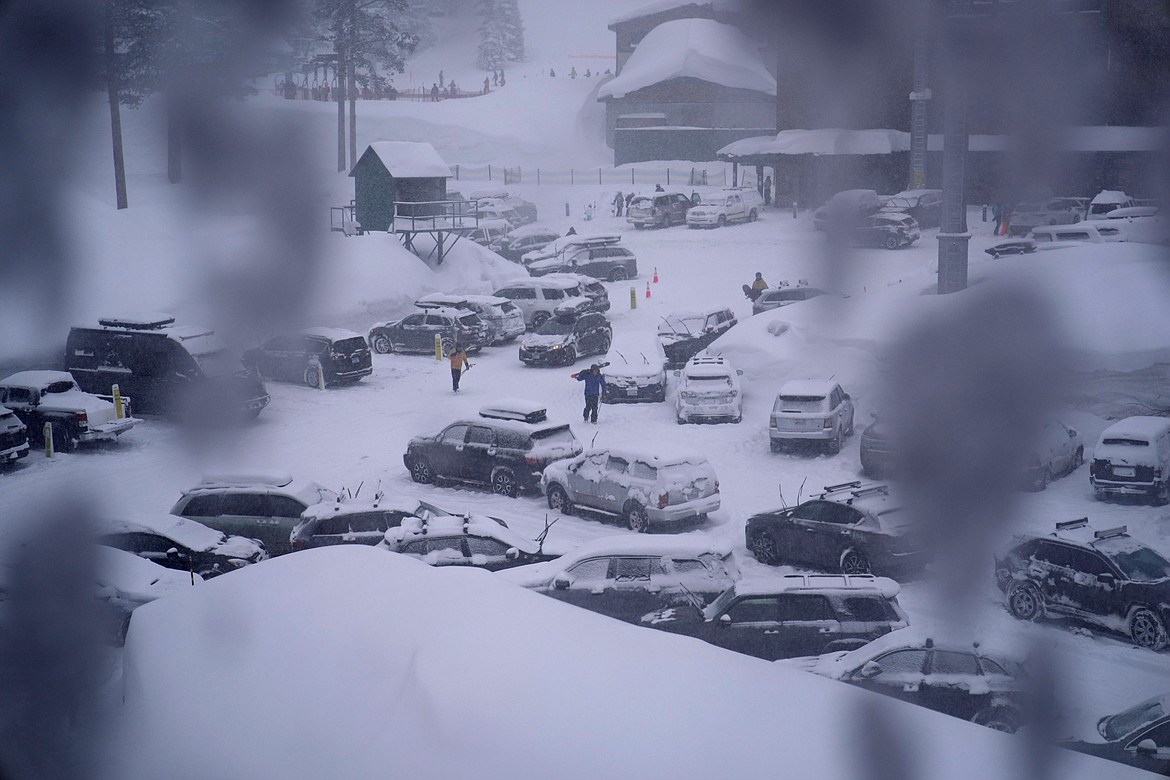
1085,189,1135,220
0,370,138,453
880,189,942,228
542,448,720,533
1062,691,1170,775
171,472,337,557
847,212,920,249
242,328,372,387
368,307,490,355
1024,419,1084,490
627,192,693,228
746,482,925,575
686,188,762,228
520,233,623,267
98,513,268,579
404,401,583,497
466,218,513,247
490,225,560,262
493,277,591,330
518,301,612,366
291,496,508,551
996,518,1170,651
0,407,29,467
601,331,667,403
752,285,842,316
786,630,1029,732
527,236,638,282
66,313,269,419
1031,222,1125,244
377,514,555,571
470,189,538,225
676,355,743,424
657,307,737,369
814,189,883,231
541,273,611,313
415,293,526,345
473,202,522,227
90,546,201,644
1008,197,1089,235
1090,417,1170,504
641,574,908,661
769,379,855,454
495,536,738,624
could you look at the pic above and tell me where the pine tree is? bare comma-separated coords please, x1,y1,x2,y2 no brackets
477,0,523,70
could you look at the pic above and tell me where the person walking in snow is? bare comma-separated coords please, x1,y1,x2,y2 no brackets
499,71,506,87
763,176,773,206
570,66,577,79
439,69,444,87
493,70,499,86
572,363,607,424
614,191,624,217
430,83,439,101
549,68,556,77
449,343,471,392
483,76,490,94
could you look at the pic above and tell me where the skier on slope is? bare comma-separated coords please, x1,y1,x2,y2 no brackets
571,363,607,424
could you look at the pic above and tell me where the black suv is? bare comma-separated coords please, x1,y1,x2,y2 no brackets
1062,692,1170,775
368,308,489,355
641,574,908,661
97,513,268,579
243,328,372,387
403,402,583,497
657,308,737,369
66,314,270,418
995,519,1170,651
745,482,926,576
518,303,612,366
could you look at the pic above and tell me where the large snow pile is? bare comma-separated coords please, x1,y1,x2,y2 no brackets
598,18,776,99
113,546,1136,780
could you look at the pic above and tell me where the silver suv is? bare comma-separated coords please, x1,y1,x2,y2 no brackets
542,448,720,532
770,379,855,454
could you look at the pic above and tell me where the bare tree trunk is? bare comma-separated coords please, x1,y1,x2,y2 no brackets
104,0,128,209
336,51,346,172
348,56,357,169
167,93,182,184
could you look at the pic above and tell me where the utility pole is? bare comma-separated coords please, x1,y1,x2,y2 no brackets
909,0,931,190
335,55,346,173
937,0,971,295
103,0,128,209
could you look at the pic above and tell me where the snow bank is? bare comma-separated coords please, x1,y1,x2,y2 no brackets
598,18,776,99
114,546,1139,780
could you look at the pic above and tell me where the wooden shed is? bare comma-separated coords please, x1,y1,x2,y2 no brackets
348,141,452,232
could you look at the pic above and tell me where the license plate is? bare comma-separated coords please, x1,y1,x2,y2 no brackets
626,387,638,396
1114,466,1136,477
351,355,361,364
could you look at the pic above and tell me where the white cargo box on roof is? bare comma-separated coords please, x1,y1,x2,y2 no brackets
479,400,548,424
199,471,295,488
98,313,176,330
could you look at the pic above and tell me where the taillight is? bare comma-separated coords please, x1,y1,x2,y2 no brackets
658,492,668,509
75,411,88,429
525,455,541,467
291,539,305,552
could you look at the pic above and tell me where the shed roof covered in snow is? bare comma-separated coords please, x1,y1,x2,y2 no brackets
608,0,746,28
598,18,776,99
350,142,452,179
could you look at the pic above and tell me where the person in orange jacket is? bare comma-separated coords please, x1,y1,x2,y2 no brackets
449,343,471,392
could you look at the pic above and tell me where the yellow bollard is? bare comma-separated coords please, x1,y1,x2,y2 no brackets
434,333,443,361
630,286,637,310
112,383,124,419
43,422,53,458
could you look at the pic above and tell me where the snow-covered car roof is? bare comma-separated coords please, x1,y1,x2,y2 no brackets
580,447,709,469
199,470,294,488
1106,206,1159,219
500,224,559,240
732,573,900,600
300,498,430,522
496,534,735,586
796,625,1027,679
779,379,838,397
299,327,365,343
657,310,727,334
540,273,605,288
101,514,228,553
410,306,478,320
384,515,540,554
886,189,940,200
1090,189,1130,205
0,370,78,389
682,356,734,378
828,189,880,205
416,293,510,309
499,276,582,290
97,312,176,329
468,188,510,200
1097,416,1170,442
95,545,201,605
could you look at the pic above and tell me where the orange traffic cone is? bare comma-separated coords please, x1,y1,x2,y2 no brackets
653,267,659,283
645,282,651,299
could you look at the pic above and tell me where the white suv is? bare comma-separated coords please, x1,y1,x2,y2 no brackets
686,188,763,228
770,379,855,454
676,355,743,424
493,278,590,330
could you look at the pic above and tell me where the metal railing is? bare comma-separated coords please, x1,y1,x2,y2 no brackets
391,199,481,233
450,164,727,187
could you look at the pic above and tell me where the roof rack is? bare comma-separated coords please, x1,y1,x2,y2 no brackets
1055,518,1089,532
479,401,547,424
1093,525,1128,541
822,481,862,494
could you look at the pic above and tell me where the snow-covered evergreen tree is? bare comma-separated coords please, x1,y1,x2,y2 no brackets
476,0,523,70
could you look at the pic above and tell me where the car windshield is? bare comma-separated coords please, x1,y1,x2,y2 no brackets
333,337,365,353
630,198,652,208
193,349,242,377
1101,697,1165,741
703,587,738,620
43,381,77,394
777,395,828,413
529,426,577,449
1102,438,1148,446
536,318,575,335
458,315,480,327
498,302,519,314
1106,546,1170,582
688,376,731,387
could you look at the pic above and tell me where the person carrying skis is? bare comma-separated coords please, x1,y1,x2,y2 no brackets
571,363,606,424
449,343,471,392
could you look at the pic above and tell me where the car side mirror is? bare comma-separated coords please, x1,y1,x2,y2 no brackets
1097,573,1116,585
1134,739,1158,757
506,547,520,561
717,613,732,628
857,661,883,680
553,574,571,590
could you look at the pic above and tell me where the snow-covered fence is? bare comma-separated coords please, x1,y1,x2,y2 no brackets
450,164,726,187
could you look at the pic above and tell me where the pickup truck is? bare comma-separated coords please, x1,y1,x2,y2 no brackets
686,189,763,228
0,407,29,465
0,370,139,452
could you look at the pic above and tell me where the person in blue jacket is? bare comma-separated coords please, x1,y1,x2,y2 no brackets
571,363,607,423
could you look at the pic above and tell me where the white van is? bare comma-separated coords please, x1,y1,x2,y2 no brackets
1090,417,1170,504
1029,222,1125,244
1084,190,1135,221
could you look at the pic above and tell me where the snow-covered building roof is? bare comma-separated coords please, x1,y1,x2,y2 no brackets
608,0,746,27
598,18,775,99
353,142,452,179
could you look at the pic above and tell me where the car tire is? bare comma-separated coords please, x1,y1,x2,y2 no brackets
658,215,668,229
1035,468,1051,491
635,223,645,230
304,366,322,388
562,347,577,365
749,209,758,222
531,312,551,329
547,484,573,515
624,502,649,533
839,548,871,575
609,267,628,282
1072,447,1084,472
749,531,781,565
972,707,1020,733
1153,482,1170,507
827,429,842,455
371,334,392,354
53,425,78,453
770,440,782,453
1007,581,1043,621
1130,608,1168,651
491,468,518,498
597,335,612,354
409,457,434,485
884,235,900,250
717,215,726,228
